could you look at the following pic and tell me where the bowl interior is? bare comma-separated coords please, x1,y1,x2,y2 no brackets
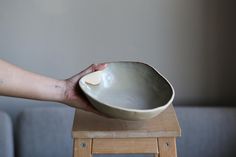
79,62,173,111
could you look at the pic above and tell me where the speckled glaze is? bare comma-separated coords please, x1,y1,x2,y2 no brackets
79,61,174,121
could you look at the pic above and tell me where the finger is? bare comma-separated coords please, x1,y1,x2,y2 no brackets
68,64,96,82
85,107,111,118
93,63,107,71
80,101,110,118
69,97,113,118
71,63,108,82
82,63,107,75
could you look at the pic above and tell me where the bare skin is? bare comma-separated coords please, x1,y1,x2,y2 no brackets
0,59,107,114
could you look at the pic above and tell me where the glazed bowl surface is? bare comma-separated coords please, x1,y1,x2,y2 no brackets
79,62,174,120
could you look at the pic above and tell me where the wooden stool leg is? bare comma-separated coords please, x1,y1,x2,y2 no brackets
73,139,92,157
158,137,177,157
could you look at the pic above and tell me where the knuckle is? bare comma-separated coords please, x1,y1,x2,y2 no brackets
91,63,98,71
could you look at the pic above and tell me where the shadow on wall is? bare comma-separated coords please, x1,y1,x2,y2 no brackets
203,0,236,105
175,0,236,106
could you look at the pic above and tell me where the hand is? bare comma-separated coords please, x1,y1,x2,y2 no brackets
61,63,107,114
0,59,107,115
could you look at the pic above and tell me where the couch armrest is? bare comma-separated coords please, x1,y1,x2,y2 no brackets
0,110,14,157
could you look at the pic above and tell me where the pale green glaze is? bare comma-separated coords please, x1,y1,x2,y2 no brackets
79,62,174,120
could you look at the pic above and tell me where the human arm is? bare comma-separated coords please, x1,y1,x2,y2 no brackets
0,59,106,113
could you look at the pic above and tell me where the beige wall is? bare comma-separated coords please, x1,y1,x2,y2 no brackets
0,0,235,106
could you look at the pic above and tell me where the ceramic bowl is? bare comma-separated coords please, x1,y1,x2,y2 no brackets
79,62,174,120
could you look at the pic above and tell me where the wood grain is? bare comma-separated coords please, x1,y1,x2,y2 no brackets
72,104,181,138
73,139,92,157
92,138,158,154
158,137,177,157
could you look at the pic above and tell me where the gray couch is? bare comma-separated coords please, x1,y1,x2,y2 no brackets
1,105,236,157
0,111,14,157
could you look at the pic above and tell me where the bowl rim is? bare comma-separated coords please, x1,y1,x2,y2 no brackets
79,61,175,113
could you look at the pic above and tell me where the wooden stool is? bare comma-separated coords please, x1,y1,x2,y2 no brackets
72,104,181,157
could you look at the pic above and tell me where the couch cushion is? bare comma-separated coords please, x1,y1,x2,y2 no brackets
0,110,14,157
176,106,236,157
16,107,75,157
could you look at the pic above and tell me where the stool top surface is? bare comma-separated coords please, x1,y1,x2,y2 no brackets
72,104,181,138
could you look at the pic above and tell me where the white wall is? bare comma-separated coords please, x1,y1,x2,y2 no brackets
0,0,235,108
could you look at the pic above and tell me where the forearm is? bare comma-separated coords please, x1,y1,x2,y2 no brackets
0,59,65,102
